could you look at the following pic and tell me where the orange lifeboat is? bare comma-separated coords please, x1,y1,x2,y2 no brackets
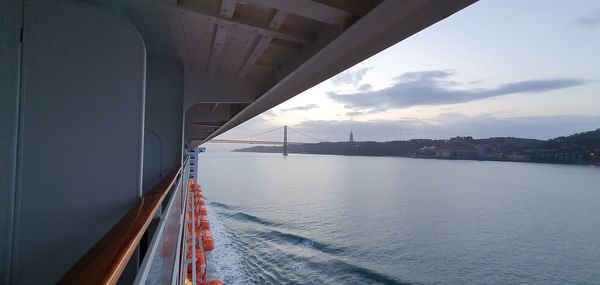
186,248,207,280
196,249,207,279
194,217,209,229
200,214,209,223
185,245,193,259
201,230,215,251
186,183,220,282
199,216,210,229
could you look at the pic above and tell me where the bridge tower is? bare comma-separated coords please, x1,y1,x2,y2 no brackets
283,125,288,156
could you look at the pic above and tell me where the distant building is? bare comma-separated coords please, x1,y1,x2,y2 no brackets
505,154,531,162
436,147,454,158
475,145,486,157
436,146,479,159
349,130,354,143
454,148,478,159
530,148,587,164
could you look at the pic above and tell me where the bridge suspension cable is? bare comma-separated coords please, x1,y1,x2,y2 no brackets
224,126,283,140
211,125,327,144
287,127,328,142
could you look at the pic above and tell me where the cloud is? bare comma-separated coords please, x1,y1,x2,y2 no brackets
292,115,600,142
331,67,372,86
280,104,319,112
346,111,364,116
328,70,588,110
358,84,372,92
394,70,453,81
260,110,277,117
575,11,600,27
345,109,382,117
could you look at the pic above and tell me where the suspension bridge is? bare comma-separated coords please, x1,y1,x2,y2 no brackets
206,125,328,155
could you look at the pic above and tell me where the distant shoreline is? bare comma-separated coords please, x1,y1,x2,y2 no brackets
233,149,600,166
233,128,600,166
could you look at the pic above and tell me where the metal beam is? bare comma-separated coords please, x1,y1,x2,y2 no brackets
207,0,237,73
237,35,272,78
255,60,279,71
187,123,224,128
183,69,260,108
208,23,229,73
220,0,237,18
187,130,214,135
237,10,288,78
246,0,352,27
185,104,232,123
162,5,310,45
268,10,288,30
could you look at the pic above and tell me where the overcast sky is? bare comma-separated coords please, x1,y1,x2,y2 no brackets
216,0,600,145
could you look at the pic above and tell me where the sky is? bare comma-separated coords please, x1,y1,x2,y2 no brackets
215,0,600,145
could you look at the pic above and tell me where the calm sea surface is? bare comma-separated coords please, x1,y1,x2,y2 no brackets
199,151,600,285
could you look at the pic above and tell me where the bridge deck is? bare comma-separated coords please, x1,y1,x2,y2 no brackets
206,139,303,145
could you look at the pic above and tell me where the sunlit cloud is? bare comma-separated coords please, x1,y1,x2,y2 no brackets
331,67,372,86
328,70,588,110
346,111,364,116
260,110,277,117
280,104,319,112
358,84,372,92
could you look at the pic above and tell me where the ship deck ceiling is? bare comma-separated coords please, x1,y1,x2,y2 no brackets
86,0,477,146
162,0,372,82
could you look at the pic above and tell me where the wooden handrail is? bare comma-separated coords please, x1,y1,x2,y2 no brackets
59,158,188,284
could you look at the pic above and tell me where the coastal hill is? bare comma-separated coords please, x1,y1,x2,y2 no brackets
234,129,600,165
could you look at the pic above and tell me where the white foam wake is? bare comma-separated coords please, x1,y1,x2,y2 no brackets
204,201,245,285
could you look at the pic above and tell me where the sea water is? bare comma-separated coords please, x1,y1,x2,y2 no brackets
199,151,600,285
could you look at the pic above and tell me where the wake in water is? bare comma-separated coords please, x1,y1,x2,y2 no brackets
225,212,286,228
205,200,409,285
204,201,247,284
210,201,235,210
